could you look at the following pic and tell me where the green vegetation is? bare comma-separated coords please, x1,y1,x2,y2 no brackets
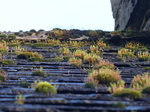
112,88,142,100
130,72,150,91
87,68,121,85
0,59,14,66
85,82,97,89
17,52,43,60
35,81,57,95
19,81,30,88
31,70,48,77
0,74,6,82
142,86,150,94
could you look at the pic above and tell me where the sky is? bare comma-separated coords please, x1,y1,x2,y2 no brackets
0,0,114,32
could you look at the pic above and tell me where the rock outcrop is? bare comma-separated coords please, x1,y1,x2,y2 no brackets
110,0,150,31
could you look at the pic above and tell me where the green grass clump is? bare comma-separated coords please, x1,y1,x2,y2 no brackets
88,68,121,85
85,82,97,89
35,81,57,95
31,70,48,77
112,102,126,108
0,74,6,82
144,67,150,70
0,59,14,65
19,81,30,88
142,86,150,94
28,57,43,62
32,43,57,47
7,43,19,47
17,52,43,59
112,88,141,99
130,72,150,90
137,51,150,61
0,48,8,55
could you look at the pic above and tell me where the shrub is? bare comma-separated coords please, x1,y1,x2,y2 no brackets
0,74,6,82
137,51,150,61
88,68,121,85
96,40,107,47
35,81,57,95
73,50,87,59
125,41,147,51
0,34,7,39
59,47,70,55
68,41,82,47
17,52,43,59
0,59,14,66
0,43,8,51
8,34,16,40
95,60,115,69
85,82,97,89
112,88,142,99
90,45,102,55
7,43,19,47
118,48,135,58
31,70,48,77
63,56,70,62
108,80,125,94
69,57,82,68
28,57,43,62
32,43,54,47
142,86,150,94
0,48,8,55
83,53,101,64
130,72,150,90
112,102,126,108
19,81,30,88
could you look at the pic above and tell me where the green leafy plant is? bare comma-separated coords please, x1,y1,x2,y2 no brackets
35,81,57,95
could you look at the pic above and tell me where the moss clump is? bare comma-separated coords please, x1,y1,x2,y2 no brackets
35,81,57,94
112,88,142,99
0,59,14,66
31,70,48,77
